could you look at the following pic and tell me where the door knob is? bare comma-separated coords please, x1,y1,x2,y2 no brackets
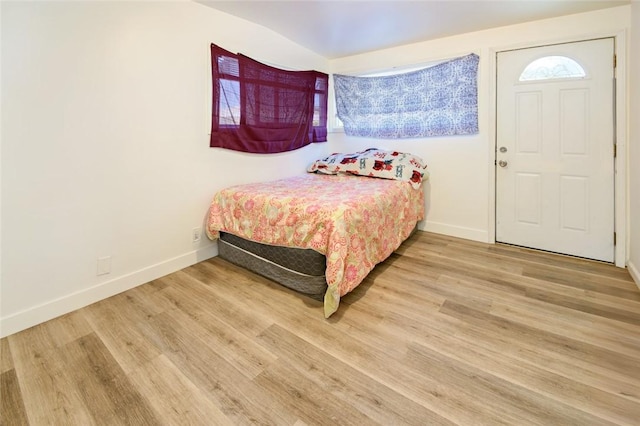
498,160,508,167
499,146,508,153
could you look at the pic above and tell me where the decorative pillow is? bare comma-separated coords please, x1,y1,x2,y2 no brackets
308,148,428,189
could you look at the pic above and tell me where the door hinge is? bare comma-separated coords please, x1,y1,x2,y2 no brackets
614,232,617,245
614,144,617,158
614,54,617,69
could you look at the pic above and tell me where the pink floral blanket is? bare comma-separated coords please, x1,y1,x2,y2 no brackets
206,173,424,317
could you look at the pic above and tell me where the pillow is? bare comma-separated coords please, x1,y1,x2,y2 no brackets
308,148,428,189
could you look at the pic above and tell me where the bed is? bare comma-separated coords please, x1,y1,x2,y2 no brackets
206,149,427,317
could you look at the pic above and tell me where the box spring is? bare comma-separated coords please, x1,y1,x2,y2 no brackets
218,232,328,301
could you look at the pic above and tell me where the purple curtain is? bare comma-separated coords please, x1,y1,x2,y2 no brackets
210,44,328,153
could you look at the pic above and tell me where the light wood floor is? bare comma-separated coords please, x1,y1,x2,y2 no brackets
2,231,640,425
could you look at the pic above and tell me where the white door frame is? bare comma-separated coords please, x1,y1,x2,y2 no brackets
488,31,628,268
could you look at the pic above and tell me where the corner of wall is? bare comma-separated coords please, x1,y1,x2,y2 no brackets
628,0,640,290
628,261,640,291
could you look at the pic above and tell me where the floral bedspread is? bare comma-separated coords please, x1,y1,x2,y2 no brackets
206,173,424,317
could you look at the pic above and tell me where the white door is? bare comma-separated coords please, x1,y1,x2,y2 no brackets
496,38,615,262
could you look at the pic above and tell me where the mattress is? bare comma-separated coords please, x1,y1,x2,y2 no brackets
218,232,327,301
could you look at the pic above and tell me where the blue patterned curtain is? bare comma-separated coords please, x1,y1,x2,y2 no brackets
334,53,479,138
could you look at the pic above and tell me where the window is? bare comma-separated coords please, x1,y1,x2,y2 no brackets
519,56,586,81
217,56,240,127
332,63,436,130
210,44,328,153
333,53,479,138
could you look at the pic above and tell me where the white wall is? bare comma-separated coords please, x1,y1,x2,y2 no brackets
328,6,631,246
0,0,328,337
629,1,640,287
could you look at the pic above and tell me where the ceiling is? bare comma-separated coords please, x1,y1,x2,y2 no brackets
198,0,629,59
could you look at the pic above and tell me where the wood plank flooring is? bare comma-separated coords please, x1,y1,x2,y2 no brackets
2,231,639,425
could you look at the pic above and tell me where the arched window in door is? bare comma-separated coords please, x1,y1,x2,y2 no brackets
519,56,586,81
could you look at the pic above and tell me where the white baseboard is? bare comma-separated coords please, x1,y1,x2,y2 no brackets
420,220,489,243
628,260,640,291
0,244,218,338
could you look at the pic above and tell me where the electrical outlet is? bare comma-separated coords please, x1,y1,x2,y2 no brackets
97,256,111,276
192,227,202,243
